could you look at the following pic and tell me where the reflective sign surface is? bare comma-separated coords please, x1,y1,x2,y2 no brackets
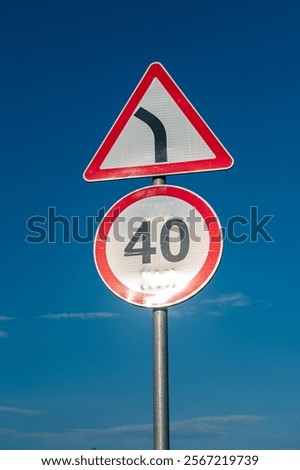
84,63,234,182
94,185,223,308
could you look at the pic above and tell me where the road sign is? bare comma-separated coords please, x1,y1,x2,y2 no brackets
84,62,234,182
94,185,223,308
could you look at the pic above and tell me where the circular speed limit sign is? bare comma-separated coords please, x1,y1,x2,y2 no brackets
94,185,223,308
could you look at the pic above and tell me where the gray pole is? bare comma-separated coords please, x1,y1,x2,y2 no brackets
152,176,166,186
153,307,170,449
152,175,170,450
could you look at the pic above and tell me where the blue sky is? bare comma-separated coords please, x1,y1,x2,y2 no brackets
0,0,299,450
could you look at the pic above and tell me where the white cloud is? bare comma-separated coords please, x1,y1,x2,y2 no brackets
171,292,252,318
0,316,16,338
0,415,264,448
171,415,264,439
201,292,251,308
203,310,223,317
197,415,264,424
39,312,117,320
169,306,197,318
0,405,43,416
0,425,151,447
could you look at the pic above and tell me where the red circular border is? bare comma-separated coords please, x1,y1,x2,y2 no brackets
94,185,223,308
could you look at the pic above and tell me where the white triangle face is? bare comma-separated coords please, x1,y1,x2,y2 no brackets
101,79,216,170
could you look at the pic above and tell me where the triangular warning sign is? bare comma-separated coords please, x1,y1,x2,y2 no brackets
83,62,234,182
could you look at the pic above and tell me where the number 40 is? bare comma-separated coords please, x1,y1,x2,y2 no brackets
124,218,189,264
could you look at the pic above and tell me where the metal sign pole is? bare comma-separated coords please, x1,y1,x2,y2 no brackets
85,61,232,452
152,175,170,450
153,307,170,450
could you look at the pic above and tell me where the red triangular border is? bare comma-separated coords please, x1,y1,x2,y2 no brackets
83,62,234,182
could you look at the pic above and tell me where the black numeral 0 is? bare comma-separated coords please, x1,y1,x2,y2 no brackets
160,218,189,262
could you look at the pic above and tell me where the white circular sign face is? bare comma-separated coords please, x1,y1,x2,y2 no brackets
94,185,223,308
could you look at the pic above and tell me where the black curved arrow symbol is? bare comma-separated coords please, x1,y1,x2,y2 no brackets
134,107,167,163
